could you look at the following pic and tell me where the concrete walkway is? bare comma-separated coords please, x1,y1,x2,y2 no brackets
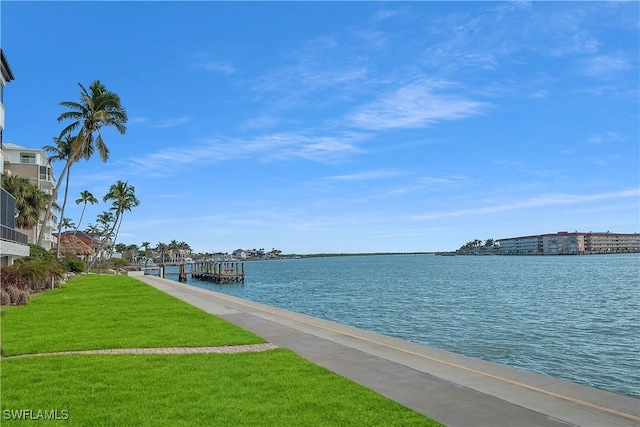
135,275,640,427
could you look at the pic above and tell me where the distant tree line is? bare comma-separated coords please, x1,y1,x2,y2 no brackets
456,239,499,255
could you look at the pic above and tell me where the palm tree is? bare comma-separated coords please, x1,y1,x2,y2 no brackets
90,210,115,268
141,241,151,264
156,242,168,263
1,173,51,231
37,80,127,245
141,241,151,257
179,241,191,259
96,211,115,238
125,244,139,264
169,239,180,262
60,217,75,232
84,223,101,236
44,135,89,258
115,243,128,255
103,180,140,252
74,190,98,235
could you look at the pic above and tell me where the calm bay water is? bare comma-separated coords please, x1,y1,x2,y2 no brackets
169,254,639,398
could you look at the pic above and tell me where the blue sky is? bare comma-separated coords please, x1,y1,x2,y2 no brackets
2,1,639,254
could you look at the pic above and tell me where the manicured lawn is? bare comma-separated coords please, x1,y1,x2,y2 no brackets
1,275,263,356
2,351,439,426
1,274,443,426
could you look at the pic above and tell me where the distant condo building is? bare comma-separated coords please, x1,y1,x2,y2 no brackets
498,231,640,255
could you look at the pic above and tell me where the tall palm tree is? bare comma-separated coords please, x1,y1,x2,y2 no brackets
37,80,127,245
44,135,89,257
103,180,140,252
2,173,51,236
74,190,98,235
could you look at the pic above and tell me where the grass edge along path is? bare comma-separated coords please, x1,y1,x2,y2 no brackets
0,274,264,356
0,274,443,426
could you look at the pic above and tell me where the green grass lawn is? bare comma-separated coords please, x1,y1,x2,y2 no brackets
1,275,443,426
2,351,438,426
0,275,263,356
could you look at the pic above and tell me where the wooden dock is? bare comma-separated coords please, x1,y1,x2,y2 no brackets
191,262,245,284
141,264,190,282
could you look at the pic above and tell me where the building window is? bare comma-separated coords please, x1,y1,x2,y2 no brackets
39,165,52,181
20,153,36,164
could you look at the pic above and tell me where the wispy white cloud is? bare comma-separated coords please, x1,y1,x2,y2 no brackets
407,189,640,221
190,53,236,75
150,117,191,128
199,61,236,75
325,169,408,181
129,117,150,124
583,54,632,79
588,131,623,145
126,131,368,173
129,116,190,128
346,80,486,130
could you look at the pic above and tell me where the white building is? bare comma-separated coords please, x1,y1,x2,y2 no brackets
498,231,639,255
0,49,29,266
2,142,58,251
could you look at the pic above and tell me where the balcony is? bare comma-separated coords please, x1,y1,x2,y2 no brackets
0,224,28,245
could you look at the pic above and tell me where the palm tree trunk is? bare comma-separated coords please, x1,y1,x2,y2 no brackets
38,133,87,246
55,167,72,258
74,202,88,236
109,212,126,261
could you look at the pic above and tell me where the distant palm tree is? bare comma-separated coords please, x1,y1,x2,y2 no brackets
125,244,139,264
141,241,151,258
96,211,115,238
169,239,180,262
103,180,140,251
156,242,168,263
86,210,116,270
60,217,76,232
37,80,127,246
74,190,98,235
179,241,191,259
85,223,101,236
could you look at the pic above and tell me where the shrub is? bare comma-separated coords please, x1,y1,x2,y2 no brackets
4,285,30,306
0,266,24,289
63,256,85,273
28,243,56,261
1,288,10,306
112,258,127,270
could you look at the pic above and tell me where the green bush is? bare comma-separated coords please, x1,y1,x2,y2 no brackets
27,243,56,261
111,258,127,270
63,256,85,273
